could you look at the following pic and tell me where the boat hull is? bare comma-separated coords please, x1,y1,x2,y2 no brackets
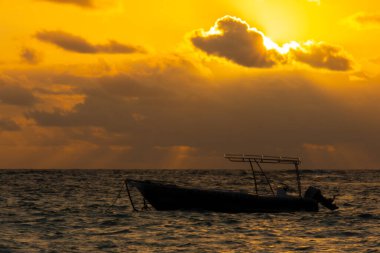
128,180,319,213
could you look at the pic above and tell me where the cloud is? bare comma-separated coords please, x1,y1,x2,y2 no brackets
27,92,137,131
191,16,283,68
35,30,145,54
0,80,37,106
0,118,21,131
2,54,380,169
290,41,354,71
19,56,380,169
191,16,353,71
39,0,94,8
26,72,177,132
346,12,380,29
20,48,42,65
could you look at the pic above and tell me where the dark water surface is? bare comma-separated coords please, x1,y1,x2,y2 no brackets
0,169,379,252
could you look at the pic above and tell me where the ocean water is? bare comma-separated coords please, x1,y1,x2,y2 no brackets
0,169,379,253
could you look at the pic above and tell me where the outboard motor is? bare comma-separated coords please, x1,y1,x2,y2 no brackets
304,186,338,211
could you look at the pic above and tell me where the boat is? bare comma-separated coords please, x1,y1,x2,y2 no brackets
125,154,338,213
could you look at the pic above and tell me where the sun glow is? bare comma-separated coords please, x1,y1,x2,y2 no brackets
262,36,283,53
207,26,223,36
263,36,301,55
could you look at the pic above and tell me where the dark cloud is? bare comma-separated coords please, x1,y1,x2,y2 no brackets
3,54,380,169
23,57,380,169
0,81,37,106
35,30,145,54
27,73,176,132
40,0,94,8
191,16,282,68
20,48,42,65
28,91,137,132
191,16,353,71
350,12,380,27
290,42,354,71
0,118,21,131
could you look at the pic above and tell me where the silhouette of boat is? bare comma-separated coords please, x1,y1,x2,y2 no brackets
125,154,338,213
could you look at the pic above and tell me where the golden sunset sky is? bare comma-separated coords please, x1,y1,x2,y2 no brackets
1,0,380,169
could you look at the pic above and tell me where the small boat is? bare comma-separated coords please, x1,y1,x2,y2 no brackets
125,154,338,213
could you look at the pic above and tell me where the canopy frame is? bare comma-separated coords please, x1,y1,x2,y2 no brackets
224,154,302,197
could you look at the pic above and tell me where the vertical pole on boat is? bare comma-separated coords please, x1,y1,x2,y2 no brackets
248,160,258,195
255,160,275,196
295,163,302,198
125,179,138,212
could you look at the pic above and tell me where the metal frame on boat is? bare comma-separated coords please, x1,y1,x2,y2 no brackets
224,154,302,197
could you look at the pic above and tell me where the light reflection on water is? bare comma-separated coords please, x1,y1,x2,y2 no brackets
0,169,379,252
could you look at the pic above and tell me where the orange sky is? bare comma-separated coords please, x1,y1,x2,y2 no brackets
1,0,380,169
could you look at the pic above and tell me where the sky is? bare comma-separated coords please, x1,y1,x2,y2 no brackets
1,0,380,169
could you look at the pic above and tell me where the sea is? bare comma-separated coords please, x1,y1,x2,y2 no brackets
0,169,379,253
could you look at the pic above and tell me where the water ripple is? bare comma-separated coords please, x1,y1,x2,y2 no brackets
0,169,379,252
